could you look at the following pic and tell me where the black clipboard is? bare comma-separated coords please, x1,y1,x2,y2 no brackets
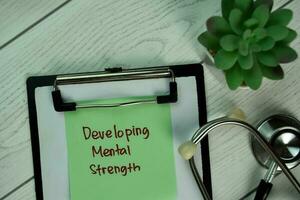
26,63,212,199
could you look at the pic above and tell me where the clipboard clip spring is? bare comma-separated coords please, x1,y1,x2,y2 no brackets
52,67,178,112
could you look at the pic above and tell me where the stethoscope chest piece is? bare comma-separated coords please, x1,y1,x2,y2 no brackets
251,115,300,171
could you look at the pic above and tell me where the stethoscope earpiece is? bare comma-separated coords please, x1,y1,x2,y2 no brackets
228,107,246,121
178,141,197,160
178,107,246,161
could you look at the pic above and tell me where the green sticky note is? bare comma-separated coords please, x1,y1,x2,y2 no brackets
64,97,177,200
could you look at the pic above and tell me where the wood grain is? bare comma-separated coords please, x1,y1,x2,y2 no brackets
2,180,35,200
0,0,65,48
0,0,297,199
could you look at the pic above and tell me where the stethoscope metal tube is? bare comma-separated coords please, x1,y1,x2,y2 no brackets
188,117,300,200
189,157,212,200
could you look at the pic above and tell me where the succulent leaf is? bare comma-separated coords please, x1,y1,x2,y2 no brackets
272,44,298,63
239,40,249,56
251,43,262,52
257,51,278,67
229,8,244,34
253,28,267,41
252,5,270,27
198,31,219,50
225,64,244,90
258,37,275,51
243,29,252,39
261,65,284,80
220,35,239,51
254,0,273,10
207,16,232,36
244,18,259,28
242,61,263,90
268,9,292,26
235,0,253,12
266,25,289,41
214,50,238,70
238,52,254,69
222,0,235,20
282,29,297,44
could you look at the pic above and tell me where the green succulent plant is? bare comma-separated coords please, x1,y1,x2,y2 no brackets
198,0,298,90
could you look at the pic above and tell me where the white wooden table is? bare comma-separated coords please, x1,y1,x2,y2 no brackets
0,0,299,199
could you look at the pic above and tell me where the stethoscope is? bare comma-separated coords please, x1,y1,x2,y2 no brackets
179,109,300,200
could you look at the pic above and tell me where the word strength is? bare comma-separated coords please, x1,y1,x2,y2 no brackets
90,162,141,176
83,125,150,142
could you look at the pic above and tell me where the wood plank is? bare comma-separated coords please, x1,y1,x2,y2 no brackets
2,179,35,200
0,0,66,48
0,0,296,199
0,143,33,199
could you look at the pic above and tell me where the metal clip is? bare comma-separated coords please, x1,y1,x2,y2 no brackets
52,67,177,112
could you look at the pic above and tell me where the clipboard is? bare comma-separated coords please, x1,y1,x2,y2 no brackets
26,63,212,200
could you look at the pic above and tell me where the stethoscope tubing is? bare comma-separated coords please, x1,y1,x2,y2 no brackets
189,157,212,200
189,117,300,200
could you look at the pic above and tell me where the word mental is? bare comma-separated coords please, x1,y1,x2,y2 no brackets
92,144,131,158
